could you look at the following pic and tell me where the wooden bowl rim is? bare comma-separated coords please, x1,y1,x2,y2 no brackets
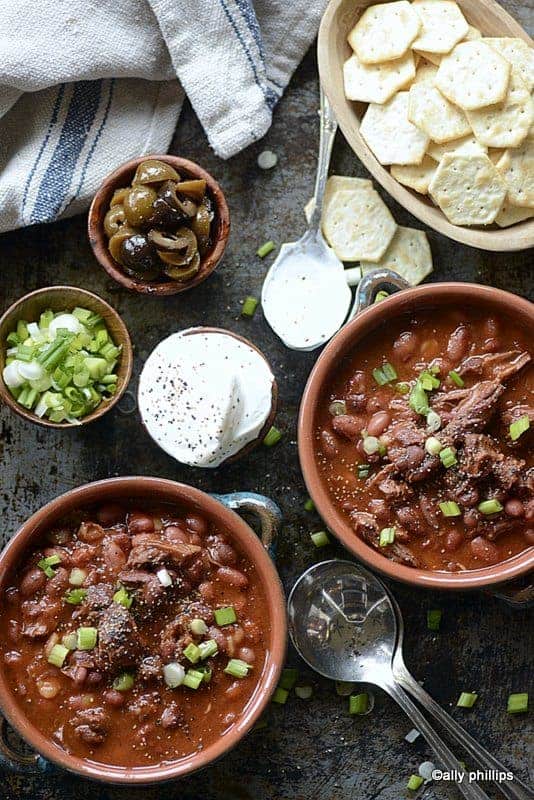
317,0,534,252
0,286,133,429
88,154,230,295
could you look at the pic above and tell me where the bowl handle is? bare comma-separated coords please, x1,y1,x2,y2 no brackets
348,268,410,320
211,492,282,556
0,716,51,774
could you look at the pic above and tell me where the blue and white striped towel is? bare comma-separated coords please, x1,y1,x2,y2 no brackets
0,0,326,234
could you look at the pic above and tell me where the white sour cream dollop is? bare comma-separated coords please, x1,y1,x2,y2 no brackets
138,328,274,468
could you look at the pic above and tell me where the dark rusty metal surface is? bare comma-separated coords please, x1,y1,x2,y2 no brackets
0,41,532,800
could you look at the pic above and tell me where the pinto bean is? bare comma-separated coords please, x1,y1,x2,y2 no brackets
209,541,237,566
208,626,228,653
504,499,524,518
198,581,215,602
128,512,154,534
320,430,338,459
102,538,127,571
216,566,248,588
164,524,189,544
238,647,256,663
185,514,208,536
96,504,125,527
47,567,70,597
77,522,105,544
331,415,361,441
349,371,367,393
445,531,464,551
446,325,470,363
20,568,46,597
470,536,500,563
103,690,126,708
393,331,418,362
367,411,391,437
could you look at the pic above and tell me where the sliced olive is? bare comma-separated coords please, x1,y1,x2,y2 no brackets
148,229,192,251
158,181,197,218
123,185,158,228
120,233,160,278
175,179,206,202
104,205,127,238
191,197,213,254
110,187,129,207
108,226,139,264
133,159,180,186
156,227,197,266
162,252,201,282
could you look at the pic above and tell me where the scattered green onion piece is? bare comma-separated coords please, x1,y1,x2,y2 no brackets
329,400,347,416
65,588,88,605
183,669,204,690
439,501,461,517
70,569,87,592
372,367,389,386
47,644,69,668
214,606,237,626
38,554,61,579
427,610,442,631
382,362,397,382
425,436,443,456
198,640,218,660
407,775,424,791
183,643,201,664
113,673,134,692
272,687,289,704
62,632,78,651
507,693,528,714
224,659,252,679
362,435,380,455
39,310,54,329
409,381,430,416
77,627,98,651
113,586,133,609
190,618,208,636
279,668,299,690
449,370,465,388
478,499,503,515
510,415,530,442
357,464,371,479
72,307,92,323
6,332,20,346
374,290,389,303
16,320,29,341
457,692,478,708
349,693,368,715
439,446,457,468
395,382,410,395
241,296,259,318
379,527,395,547
426,409,441,432
310,530,330,548
256,240,276,258
295,685,313,700
377,441,387,457
263,425,282,446
196,665,212,684
304,498,315,512
420,374,434,391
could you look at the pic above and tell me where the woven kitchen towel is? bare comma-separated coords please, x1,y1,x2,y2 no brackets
0,0,326,234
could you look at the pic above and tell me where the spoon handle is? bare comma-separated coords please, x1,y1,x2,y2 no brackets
395,667,533,800
307,86,338,239
381,679,491,800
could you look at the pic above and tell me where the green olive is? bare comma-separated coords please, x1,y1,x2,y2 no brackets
110,187,129,207
191,197,213,254
156,227,198,266
123,185,158,228
175,179,206,202
108,226,138,264
162,251,201,281
104,205,127,238
133,159,180,186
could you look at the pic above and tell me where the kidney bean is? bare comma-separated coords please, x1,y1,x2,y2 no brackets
470,536,500,563
346,393,366,411
198,581,215,602
395,507,420,535
103,690,126,708
368,499,389,524
185,514,208,536
77,522,106,544
367,411,391,437
332,415,361,441
86,671,103,686
524,529,534,545
446,325,470,363
463,509,479,529
504,499,524,518
3,651,21,666
96,504,124,527
209,541,237,566
320,430,338,459
393,331,418,362
216,567,248,588
208,626,228,653
20,568,46,597
238,647,256,663
72,667,88,687
165,524,189,544
445,531,464,551
102,538,127,571
128,512,154,534
349,371,367,393
47,567,70,597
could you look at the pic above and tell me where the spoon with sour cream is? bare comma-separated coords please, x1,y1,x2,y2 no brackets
261,88,360,352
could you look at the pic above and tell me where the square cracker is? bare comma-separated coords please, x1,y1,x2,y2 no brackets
484,37,534,92
360,92,430,165
466,67,533,149
496,140,534,208
360,226,433,284
464,25,482,41
391,155,437,193
322,183,397,262
411,0,468,54
303,176,373,222
428,153,507,225
436,41,511,110
495,200,534,227
411,59,439,85
408,83,471,143
348,1,421,64
427,135,487,161
343,51,415,104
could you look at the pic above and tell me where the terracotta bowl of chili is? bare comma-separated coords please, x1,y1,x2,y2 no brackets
88,155,230,296
299,283,534,591
0,477,286,784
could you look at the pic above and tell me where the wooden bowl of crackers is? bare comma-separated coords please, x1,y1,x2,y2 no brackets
318,0,534,251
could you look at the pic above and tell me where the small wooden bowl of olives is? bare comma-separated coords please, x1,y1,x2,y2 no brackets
88,155,230,296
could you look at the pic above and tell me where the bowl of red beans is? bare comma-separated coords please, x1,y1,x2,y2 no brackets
0,477,286,784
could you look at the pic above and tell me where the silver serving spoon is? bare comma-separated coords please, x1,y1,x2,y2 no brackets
261,89,358,352
288,560,527,800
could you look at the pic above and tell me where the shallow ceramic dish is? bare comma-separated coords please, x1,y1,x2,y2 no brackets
0,477,286,784
318,0,534,252
0,286,133,429
88,155,230,295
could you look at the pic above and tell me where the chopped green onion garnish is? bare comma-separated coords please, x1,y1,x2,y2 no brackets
224,659,252,679
510,415,530,441
263,425,282,446
372,367,389,386
304,498,315,512
183,643,201,664
38,554,61,578
113,586,133,609
295,685,313,700
65,588,88,605
77,627,98,651
449,370,464,387
214,606,237,626
196,665,212,684
241,296,259,318
395,382,410,395
457,691,478,708
425,436,443,456
379,527,395,547
382,362,397,382
62,632,78,651
439,446,457,468
427,609,442,631
478,499,503,515
190,618,208,636
349,693,368,715
183,669,204,690
357,464,371,479
507,693,528,714
407,775,424,791
198,640,218,660
409,381,430,416
47,644,69,668
439,501,461,517
256,240,276,258
374,290,389,303
310,531,330,548
17,320,29,341
272,687,289,704
279,668,299,690
113,673,134,692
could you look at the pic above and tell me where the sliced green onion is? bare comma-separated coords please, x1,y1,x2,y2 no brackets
372,367,389,386
214,606,237,626
279,668,299,690
77,627,98,651
183,643,201,664
263,425,282,446
113,586,133,609
65,588,88,605
457,691,478,708
113,673,134,692
310,530,330,548
439,501,461,517
349,693,368,715
409,381,430,416
196,665,212,684
304,498,315,512
190,618,208,636
449,370,465,387
357,463,371,479
224,659,252,679
362,435,380,455
407,775,424,791
382,362,397,382
425,436,443,456
62,632,78,650
379,527,395,547
295,685,313,700
395,381,410,395
510,415,530,441
374,290,389,303
183,669,204,690
241,296,259,317
329,400,347,416
507,693,528,714
256,240,276,258
16,320,29,341
47,644,69,668
439,446,457,468
163,662,185,688
426,409,441,432
38,554,61,578
478,499,503,515
427,609,442,631
198,640,218,660
272,687,289,704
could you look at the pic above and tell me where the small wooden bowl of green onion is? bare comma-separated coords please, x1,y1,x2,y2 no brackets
0,286,133,428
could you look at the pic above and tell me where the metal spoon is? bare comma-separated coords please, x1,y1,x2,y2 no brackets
261,89,357,352
288,560,493,800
